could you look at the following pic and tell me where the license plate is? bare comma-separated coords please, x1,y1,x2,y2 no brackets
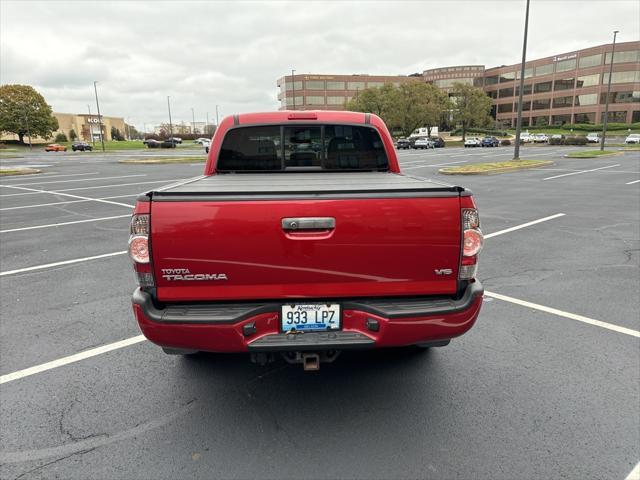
280,304,341,332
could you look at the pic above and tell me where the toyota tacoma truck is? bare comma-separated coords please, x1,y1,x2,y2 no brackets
130,111,483,370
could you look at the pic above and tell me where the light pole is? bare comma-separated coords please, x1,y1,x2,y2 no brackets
601,30,619,151
291,69,296,110
23,110,32,150
87,104,95,146
93,81,105,152
167,96,174,140
513,0,530,161
191,107,196,136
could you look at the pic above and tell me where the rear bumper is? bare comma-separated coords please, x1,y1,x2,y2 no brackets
132,281,483,353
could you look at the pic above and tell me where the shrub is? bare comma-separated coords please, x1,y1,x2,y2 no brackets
69,129,77,141
563,136,588,146
54,132,68,142
450,127,508,137
500,139,511,146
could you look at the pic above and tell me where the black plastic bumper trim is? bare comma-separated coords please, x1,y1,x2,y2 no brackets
132,281,483,325
248,331,374,352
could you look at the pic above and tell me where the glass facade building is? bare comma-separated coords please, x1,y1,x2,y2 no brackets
277,41,640,125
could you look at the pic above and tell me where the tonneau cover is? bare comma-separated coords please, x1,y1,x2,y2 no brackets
150,172,463,200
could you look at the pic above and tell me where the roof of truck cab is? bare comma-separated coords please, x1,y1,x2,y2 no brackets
233,111,380,126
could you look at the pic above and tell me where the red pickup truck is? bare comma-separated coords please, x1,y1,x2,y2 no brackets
130,111,483,370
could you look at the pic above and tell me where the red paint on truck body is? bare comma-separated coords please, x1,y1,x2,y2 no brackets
132,111,483,357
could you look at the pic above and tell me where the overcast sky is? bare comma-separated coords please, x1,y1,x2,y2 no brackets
1,0,638,131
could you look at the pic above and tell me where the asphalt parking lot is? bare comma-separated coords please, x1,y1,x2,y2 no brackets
1,145,639,479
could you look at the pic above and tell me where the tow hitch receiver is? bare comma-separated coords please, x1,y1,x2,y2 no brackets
302,353,320,371
279,350,341,370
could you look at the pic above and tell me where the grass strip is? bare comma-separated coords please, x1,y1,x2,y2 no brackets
439,160,553,175
565,150,621,158
0,168,42,176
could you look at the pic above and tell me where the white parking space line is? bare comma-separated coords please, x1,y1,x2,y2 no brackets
626,179,640,185
0,178,184,197
0,335,146,384
0,194,137,211
0,185,134,208
0,210,630,385
543,164,621,181
484,213,566,239
3,174,145,187
485,291,640,338
0,214,131,233
626,462,640,480
0,250,127,277
0,172,100,181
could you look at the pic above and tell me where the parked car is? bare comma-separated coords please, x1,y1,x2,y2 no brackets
144,139,162,148
430,136,445,148
129,111,484,370
194,137,210,145
44,144,67,152
203,139,211,153
520,132,532,143
413,137,435,149
586,132,601,143
551,134,565,140
167,137,182,144
481,136,500,147
161,139,178,148
464,137,481,147
395,137,412,149
625,133,640,144
71,142,93,152
532,133,549,143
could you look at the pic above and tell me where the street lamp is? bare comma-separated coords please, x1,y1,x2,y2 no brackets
513,0,530,161
291,69,296,110
87,104,95,146
167,96,174,140
601,30,619,151
93,81,105,152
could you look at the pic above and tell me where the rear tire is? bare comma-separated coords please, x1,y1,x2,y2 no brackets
415,340,450,349
162,347,199,356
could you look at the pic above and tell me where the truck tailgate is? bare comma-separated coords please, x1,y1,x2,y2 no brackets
149,173,462,302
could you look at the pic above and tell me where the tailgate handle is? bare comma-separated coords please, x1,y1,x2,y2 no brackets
282,217,335,230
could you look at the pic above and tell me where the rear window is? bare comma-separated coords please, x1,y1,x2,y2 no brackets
217,124,389,172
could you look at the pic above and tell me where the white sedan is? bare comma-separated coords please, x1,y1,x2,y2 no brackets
625,133,640,144
413,138,435,149
464,137,481,147
203,139,211,153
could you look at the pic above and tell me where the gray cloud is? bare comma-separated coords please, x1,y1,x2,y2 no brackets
1,0,638,131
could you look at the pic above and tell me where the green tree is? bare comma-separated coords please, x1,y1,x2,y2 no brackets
347,82,448,137
55,132,68,142
0,84,59,144
125,123,140,139
69,128,77,141
450,82,493,141
111,126,124,141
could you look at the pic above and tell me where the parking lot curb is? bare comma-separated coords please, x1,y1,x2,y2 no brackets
0,167,42,176
439,160,554,175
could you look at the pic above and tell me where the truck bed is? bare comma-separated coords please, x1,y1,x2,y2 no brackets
149,172,465,201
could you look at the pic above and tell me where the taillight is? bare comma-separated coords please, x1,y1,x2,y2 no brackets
129,214,154,287
460,208,483,280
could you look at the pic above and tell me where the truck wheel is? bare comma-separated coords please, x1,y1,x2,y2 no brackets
162,347,199,356
415,340,450,349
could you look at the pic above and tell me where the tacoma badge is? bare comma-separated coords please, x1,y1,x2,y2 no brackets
162,268,228,281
